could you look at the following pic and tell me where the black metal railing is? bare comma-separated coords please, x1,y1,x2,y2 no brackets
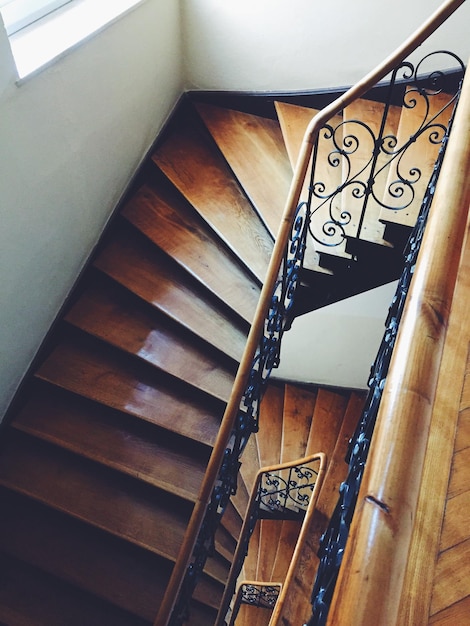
305,70,463,626
306,51,464,253
218,454,325,626
169,201,310,625
228,582,282,626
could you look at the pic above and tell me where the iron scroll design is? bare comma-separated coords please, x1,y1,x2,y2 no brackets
220,455,323,626
306,51,465,251
305,78,462,626
239,583,282,609
169,202,309,625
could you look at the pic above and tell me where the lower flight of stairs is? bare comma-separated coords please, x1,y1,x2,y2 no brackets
0,78,459,625
220,384,365,626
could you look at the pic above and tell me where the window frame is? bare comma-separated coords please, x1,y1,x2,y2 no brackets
0,0,73,35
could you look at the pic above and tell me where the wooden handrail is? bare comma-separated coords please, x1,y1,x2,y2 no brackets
326,59,470,626
215,452,327,626
155,2,467,623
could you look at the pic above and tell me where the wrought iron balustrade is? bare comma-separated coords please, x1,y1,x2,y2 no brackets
216,453,326,626
227,582,282,626
305,51,464,253
169,202,310,625
305,66,463,626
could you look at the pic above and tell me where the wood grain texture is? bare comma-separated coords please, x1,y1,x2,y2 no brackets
398,227,470,625
12,386,209,503
0,489,171,621
153,120,274,283
0,552,150,626
196,102,292,238
121,182,260,324
65,278,236,403
35,335,223,447
94,227,248,362
257,384,284,469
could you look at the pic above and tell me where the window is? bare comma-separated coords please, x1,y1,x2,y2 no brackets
0,0,146,79
0,0,72,35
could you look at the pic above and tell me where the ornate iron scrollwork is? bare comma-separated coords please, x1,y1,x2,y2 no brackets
170,202,309,625
306,50,465,250
306,67,462,626
240,583,281,608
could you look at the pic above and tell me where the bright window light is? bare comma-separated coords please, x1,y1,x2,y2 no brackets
0,0,146,79
0,0,72,35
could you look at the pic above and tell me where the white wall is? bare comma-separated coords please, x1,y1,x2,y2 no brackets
182,0,469,91
274,283,398,390
0,0,183,420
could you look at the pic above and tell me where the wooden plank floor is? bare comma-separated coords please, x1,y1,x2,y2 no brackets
397,221,470,626
428,350,470,625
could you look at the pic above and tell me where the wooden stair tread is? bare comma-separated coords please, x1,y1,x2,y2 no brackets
239,433,261,498
221,501,243,543
195,102,292,238
305,391,365,567
380,89,454,227
121,182,261,323
429,595,470,625
270,519,302,583
0,552,150,626
281,384,317,462
94,226,248,362
0,431,192,565
12,385,210,502
305,388,349,462
153,119,274,283
65,278,235,403
257,383,284,468
256,519,283,581
341,98,401,244
35,334,222,447
0,488,169,621
430,537,470,617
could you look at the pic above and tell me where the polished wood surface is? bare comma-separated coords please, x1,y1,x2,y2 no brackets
95,227,248,362
65,279,236,403
153,119,274,283
328,61,470,626
122,182,260,324
196,103,292,238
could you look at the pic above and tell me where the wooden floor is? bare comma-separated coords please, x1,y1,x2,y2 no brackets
428,350,470,625
398,220,470,626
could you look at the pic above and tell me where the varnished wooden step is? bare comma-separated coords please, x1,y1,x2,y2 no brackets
12,383,210,502
65,276,236,404
153,115,274,283
195,102,292,238
94,225,248,362
0,488,170,621
35,333,223,447
0,552,150,626
121,180,261,323
0,430,192,565
257,383,284,468
380,89,454,228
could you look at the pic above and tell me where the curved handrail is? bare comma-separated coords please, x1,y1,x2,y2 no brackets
216,452,327,626
155,2,467,623
326,59,470,626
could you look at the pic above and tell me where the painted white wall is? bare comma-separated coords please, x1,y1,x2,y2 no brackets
274,282,398,390
0,0,183,420
182,0,469,91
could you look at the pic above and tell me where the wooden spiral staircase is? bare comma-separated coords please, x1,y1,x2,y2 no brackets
0,77,461,626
